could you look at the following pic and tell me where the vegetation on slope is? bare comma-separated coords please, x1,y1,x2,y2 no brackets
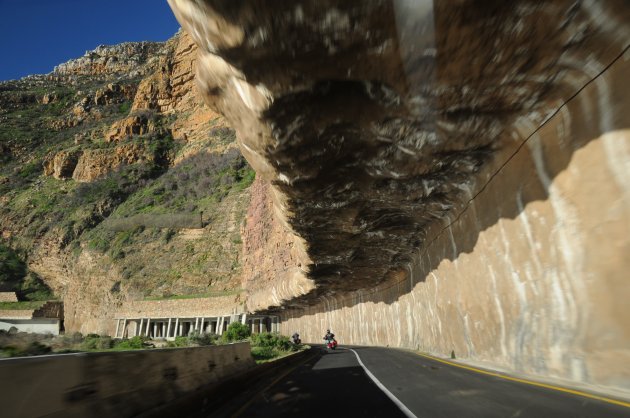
0,242,52,300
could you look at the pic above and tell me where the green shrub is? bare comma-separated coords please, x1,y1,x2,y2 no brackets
222,322,251,343
0,242,26,291
88,236,111,252
23,341,51,356
167,335,191,348
249,332,292,351
251,346,277,361
81,334,113,350
113,335,148,350
0,346,19,358
18,161,42,179
19,272,53,301
97,336,113,349
118,102,131,114
192,332,218,346
81,335,100,350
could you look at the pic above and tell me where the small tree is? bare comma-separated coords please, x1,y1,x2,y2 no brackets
222,322,251,342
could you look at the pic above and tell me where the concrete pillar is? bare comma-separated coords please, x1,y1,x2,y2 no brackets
138,318,144,337
167,318,172,338
145,318,151,337
241,313,247,324
153,323,157,338
194,317,199,332
179,321,183,336
115,319,120,338
200,317,205,333
218,317,224,335
121,319,127,338
250,319,255,334
259,318,264,334
174,318,179,337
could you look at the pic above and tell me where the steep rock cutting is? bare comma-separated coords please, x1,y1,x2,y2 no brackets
168,0,630,391
169,0,629,304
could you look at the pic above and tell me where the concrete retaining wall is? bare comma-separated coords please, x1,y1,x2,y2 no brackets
0,342,254,418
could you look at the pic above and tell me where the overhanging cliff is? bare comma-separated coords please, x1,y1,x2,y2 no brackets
168,0,630,392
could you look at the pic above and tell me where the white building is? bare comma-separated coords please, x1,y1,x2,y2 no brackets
0,293,63,335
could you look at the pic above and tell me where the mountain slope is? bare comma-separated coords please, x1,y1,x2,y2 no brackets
0,31,252,333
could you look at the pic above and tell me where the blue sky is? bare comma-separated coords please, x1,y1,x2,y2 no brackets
0,0,181,81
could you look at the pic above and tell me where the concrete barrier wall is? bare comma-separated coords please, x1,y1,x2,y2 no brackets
280,47,630,394
0,342,254,418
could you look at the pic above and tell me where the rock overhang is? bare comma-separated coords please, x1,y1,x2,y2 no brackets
167,0,630,309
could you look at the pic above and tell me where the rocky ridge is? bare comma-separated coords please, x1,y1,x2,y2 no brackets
0,31,253,333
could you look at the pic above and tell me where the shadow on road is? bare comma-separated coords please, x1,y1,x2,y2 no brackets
231,349,406,418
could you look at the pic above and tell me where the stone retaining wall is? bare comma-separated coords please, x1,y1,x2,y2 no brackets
115,295,243,319
0,292,18,302
0,310,34,320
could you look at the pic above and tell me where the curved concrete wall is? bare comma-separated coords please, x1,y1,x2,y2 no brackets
280,48,630,394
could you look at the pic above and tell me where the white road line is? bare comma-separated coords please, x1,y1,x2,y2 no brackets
349,348,418,418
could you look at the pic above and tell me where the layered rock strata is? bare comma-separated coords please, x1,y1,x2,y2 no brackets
1,31,248,333
168,0,630,391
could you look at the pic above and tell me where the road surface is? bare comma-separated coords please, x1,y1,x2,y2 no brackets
214,346,630,417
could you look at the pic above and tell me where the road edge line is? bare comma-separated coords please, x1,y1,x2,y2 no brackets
415,352,630,409
349,348,418,418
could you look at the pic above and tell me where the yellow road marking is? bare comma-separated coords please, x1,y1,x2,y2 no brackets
415,352,630,409
231,352,319,418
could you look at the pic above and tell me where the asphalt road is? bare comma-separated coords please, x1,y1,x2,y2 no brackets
219,346,630,418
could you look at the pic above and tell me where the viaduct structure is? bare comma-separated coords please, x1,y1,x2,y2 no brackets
113,313,279,339
113,297,279,339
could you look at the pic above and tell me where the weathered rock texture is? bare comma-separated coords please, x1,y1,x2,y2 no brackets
43,150,82,179
1,31,251,334
169,0,630,392
53,42,166,78
240,176,313,309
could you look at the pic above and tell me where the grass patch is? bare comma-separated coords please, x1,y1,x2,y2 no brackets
0,301,47,310
143,289,242,301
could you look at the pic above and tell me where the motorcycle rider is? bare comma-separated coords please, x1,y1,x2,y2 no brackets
323,329,335,344
292,332,301,344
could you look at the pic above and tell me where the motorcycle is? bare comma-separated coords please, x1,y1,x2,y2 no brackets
326,339,337,350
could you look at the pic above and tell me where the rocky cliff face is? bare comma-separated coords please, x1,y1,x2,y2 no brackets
0,31,253,333
53,42,166,78
168,0,630,393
